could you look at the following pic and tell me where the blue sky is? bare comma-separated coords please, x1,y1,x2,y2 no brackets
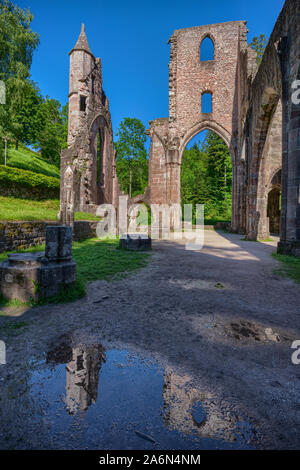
17,0,285,148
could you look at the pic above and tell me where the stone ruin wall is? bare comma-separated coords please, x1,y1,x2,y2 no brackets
243,0,300,249
60,26,120,224
60,0,300,254
144,20,256,228
0,220,98,253
141,0,300,252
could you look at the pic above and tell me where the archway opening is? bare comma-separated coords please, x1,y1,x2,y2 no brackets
267,170,282,236
181,130,232,225
200,36,214,61
90,115,108,205
96,129,103,186
267,187,281,235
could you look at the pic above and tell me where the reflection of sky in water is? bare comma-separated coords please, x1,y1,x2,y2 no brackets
21,347,254,450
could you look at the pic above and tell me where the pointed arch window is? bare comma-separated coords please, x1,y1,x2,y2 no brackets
200,36,214,61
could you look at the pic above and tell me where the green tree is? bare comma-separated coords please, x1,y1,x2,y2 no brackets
34,99,68,166
181,142,209,208
203,131,232,218
0,0,40,148
181,132,232,222
0,0,39,81
250,34,268,64
0,78,43,149
115,118,148,198
61,103,69,150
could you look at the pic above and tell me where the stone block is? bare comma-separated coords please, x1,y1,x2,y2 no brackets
120,234,152,251
45,225,73,260
0,226,77,303
0,252,76,302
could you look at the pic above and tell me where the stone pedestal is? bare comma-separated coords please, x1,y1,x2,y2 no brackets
120,234,152,251
0,226,76,303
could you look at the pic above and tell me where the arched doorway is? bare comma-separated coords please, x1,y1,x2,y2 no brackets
90,115,109,205
267,169,281,235
180,129,232,224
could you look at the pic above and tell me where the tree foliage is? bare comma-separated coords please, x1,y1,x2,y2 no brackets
0,1,67,165
250,34,268,64
0,79,43,148
33,100,68,166
115,118,148,198
0,0,39,81
181,132,232,222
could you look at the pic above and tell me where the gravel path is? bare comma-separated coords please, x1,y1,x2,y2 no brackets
0,230,300,449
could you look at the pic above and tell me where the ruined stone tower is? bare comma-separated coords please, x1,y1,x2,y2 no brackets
60,25,119,224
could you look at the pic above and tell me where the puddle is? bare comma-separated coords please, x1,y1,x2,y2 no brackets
0,336,255,450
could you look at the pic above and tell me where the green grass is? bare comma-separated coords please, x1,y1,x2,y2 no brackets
0,197,100,221
0,238,150,307
272,253,300,283
4,145,60,178
204,217,231,226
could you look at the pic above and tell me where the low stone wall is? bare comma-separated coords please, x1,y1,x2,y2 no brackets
73,221,98,241
0,220,98,253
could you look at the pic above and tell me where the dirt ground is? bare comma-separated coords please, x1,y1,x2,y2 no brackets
0,230,300,449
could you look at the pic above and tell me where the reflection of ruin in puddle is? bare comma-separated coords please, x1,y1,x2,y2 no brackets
163,371,253,444
47,340,106,415
13,336,255,450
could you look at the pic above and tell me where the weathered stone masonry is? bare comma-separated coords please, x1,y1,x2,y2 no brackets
143,20,254,220
136,0,300,254
60,1,300,256
60,25,120,225
0,220,98,253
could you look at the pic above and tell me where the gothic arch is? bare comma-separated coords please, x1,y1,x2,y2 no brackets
179,119,233,163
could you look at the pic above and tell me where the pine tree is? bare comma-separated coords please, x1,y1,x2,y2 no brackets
115,118,148,197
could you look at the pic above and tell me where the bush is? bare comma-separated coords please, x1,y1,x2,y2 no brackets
0,165,60,199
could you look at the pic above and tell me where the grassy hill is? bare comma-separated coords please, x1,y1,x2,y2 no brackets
0,147,99,221
3,145,60,178
0,197,99,221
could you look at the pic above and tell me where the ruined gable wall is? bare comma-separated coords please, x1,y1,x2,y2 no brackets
171,21,247,150
146,21,249,208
